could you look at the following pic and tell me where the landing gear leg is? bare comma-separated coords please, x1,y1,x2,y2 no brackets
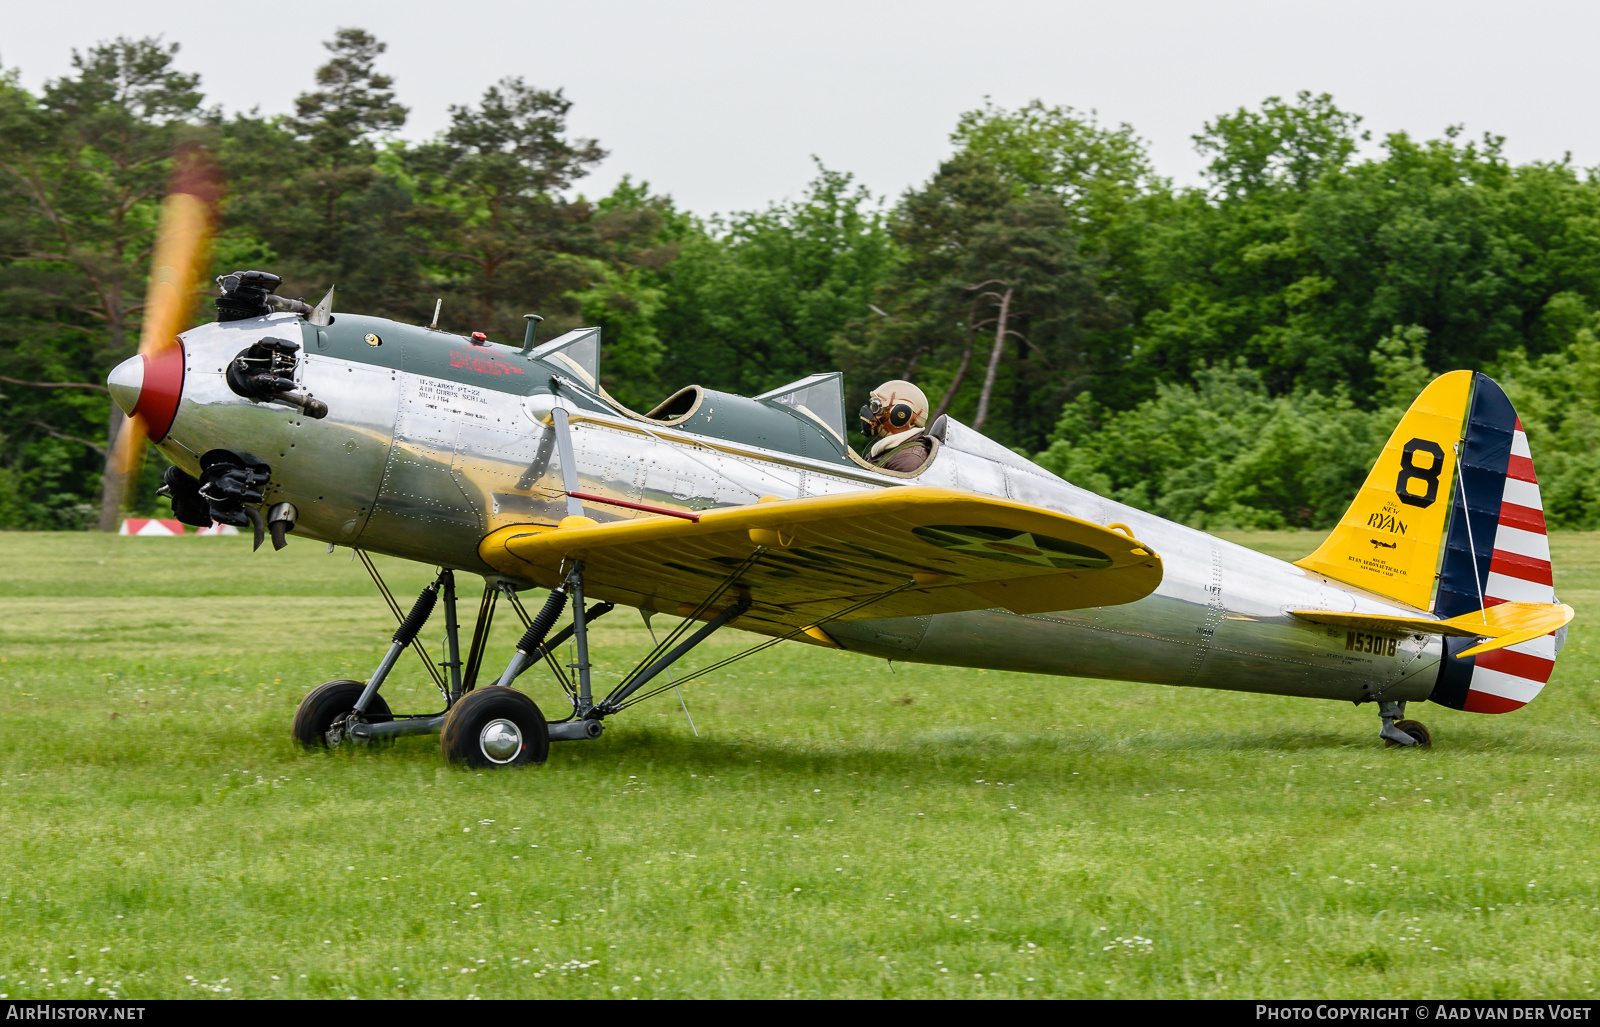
439,568,587,767
352,577,442,717
351,568,494,716
445,555,904,767
567,560,595,718
441,570,463,703
1378,700,1432,748
293,576,441,749
298,564,509,750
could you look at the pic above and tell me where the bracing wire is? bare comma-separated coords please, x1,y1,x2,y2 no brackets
1453,443,1490,625
499,585,578,704
642,613,698,737
356,549,449,696
613,579,917,712
501,585,533,628
543,644,577,703
461,585,498,691
615,546,768,689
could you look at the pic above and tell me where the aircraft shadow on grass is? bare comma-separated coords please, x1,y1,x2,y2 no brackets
350,721,1577,781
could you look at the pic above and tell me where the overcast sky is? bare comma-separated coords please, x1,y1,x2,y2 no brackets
6,1,1598,216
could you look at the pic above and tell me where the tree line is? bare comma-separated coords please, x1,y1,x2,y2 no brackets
5,31,1600,531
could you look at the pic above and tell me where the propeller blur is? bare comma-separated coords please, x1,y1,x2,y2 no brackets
108,143,222,502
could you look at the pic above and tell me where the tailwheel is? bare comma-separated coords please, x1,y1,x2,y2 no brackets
1384,719,1433,749
440,687,550,768
293,679,392,749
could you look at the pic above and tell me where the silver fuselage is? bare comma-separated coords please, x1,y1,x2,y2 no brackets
157,315,1445,706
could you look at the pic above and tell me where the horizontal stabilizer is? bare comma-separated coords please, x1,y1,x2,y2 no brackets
1290,602,1573,658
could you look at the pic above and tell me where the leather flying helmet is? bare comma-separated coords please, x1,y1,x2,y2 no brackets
860,380,929,437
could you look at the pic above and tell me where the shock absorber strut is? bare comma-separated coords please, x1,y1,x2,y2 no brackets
353,579,441,715
492,588,570,688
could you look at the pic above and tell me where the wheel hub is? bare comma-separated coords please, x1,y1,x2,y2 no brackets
324,712,351,748
479,718,523,764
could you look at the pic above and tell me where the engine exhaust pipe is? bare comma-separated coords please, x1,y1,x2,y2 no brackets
273,391,328,418
267,502,297,551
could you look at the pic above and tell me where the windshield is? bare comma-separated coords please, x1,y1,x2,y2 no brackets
532,328,600,387
753,372,847,443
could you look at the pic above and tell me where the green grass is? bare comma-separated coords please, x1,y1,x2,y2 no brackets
1,529,1597,999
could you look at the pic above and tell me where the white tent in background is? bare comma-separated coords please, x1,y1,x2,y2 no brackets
118,518,185,536
194,523,239,536
118,519,240,536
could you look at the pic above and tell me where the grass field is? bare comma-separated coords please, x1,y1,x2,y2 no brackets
1,529,1597,1000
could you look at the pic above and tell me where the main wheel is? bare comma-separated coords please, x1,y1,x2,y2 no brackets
1384,719,1433,748
440,687,549,768
292,679,392,749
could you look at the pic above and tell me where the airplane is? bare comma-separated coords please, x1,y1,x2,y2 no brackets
104,164,1574,768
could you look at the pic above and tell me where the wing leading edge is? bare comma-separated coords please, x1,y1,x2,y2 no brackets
480,486,1164,638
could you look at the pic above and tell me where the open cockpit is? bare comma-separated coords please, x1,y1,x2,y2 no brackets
529,327,942,477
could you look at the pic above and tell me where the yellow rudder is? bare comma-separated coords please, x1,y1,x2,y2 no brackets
1296,370,1473,609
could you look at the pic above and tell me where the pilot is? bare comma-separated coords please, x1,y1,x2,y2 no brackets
859,379,933,473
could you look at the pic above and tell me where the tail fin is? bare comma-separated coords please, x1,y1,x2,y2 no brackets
1297,371,1560,713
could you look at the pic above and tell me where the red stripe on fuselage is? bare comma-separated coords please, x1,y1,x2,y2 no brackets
1506,454,1538,483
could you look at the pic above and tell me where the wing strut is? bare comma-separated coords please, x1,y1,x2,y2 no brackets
596,598,752,713
493,544,921,726
581,542,770,719
614,546,770,689
550,406,585,519
597,575,921,716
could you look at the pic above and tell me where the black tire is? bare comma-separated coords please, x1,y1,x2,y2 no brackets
292,679,392,749
440,687,549,768
1384,719,1433,749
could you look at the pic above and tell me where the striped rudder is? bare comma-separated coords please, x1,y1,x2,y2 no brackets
1431,377,1558,713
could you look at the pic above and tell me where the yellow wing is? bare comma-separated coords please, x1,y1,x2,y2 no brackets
1291,601,1574,658
480,486,1164,639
